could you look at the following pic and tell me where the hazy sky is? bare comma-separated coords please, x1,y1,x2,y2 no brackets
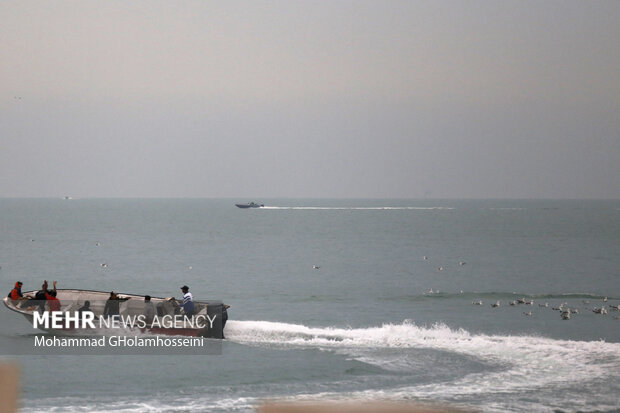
1,1,619,199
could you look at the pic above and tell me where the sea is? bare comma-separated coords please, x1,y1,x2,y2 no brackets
0,198,619,412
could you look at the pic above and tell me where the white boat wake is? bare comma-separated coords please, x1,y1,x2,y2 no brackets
225,319,620,410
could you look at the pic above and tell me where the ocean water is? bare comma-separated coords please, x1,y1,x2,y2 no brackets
0,198,619,412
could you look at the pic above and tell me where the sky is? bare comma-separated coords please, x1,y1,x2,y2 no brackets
1,0,619,199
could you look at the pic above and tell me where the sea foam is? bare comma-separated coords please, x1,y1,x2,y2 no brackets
226,320,620,399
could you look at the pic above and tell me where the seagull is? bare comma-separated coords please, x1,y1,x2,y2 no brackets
438,266,444,271
423,256,428,260
608,304,620,311
472,300,482,305
523,311,532,316
509,300,517,306
491,301,500,308
101,263,108,268
459,262,466,266
312,265,320,270
603,297,608,302
593,307,608,315
561,310,571,320
552,302,567,311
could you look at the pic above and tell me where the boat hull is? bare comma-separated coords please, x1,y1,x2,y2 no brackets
235,202,263,208
3,289,226,339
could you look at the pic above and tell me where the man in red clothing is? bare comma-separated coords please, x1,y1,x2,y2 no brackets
8,281,24,301
45,281,61,312
7,281,29,309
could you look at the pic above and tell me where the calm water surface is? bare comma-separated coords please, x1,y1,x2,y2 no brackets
1,199,619,412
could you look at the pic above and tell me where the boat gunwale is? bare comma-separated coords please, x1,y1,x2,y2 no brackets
3,289,221,316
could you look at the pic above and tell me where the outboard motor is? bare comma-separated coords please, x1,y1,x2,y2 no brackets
198,302,225,339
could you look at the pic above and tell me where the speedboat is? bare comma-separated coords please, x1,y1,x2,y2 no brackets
3,289,226,339
235,202,264,209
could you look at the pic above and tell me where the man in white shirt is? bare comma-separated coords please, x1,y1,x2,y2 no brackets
180,285,195,316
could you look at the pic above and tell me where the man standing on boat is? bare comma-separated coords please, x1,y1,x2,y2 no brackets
180,285,195,317
103,291,130,320
143,295,155,325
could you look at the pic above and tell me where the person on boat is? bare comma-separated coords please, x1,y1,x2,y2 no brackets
180,286,195,317
143,295,155,324
77,300,91,314
8,281,30,309
45,281,61,312
33,280,49,312
103,292,130,319
8,281,25,301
